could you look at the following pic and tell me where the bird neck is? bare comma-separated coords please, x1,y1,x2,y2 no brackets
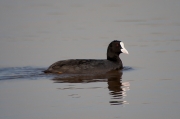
107,54,121,63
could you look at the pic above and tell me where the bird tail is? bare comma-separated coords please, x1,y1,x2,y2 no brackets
43,70,51,73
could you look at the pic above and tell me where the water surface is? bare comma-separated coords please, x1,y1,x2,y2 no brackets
0,0,180,119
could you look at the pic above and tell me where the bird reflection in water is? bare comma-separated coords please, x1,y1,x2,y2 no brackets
107,72,130,105
51,71,130,105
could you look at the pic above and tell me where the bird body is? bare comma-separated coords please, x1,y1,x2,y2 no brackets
44,40,128,74
44,59,122,74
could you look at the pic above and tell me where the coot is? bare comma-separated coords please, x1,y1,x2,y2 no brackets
44,40,128,74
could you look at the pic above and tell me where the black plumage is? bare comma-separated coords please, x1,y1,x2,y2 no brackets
44,40,128,74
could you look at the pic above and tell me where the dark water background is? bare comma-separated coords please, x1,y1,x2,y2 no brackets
1,0,180,119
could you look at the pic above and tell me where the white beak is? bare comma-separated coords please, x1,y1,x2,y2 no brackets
120,42,129,54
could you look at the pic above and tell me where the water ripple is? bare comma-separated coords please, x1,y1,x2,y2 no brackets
0,67,47,80
0,66,132,105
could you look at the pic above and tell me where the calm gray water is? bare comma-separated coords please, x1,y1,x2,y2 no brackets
1,0,180,119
